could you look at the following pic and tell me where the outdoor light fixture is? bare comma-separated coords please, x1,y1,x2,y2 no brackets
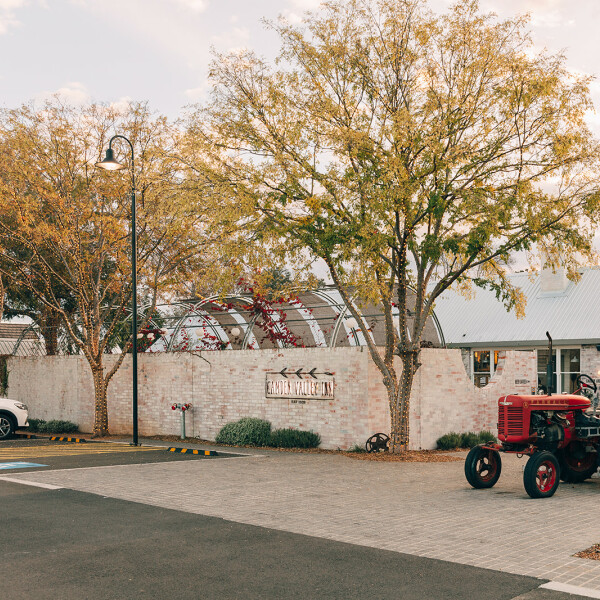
95,147,126,171
96,135,139,446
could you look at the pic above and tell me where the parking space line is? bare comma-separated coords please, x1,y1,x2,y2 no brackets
0,443,161,459
0,476,62,490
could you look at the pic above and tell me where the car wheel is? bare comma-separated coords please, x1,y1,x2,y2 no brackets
0,414,15,440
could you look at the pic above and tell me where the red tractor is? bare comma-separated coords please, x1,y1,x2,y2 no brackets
465,334,600,498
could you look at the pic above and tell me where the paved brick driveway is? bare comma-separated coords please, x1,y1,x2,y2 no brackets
5,447,600,591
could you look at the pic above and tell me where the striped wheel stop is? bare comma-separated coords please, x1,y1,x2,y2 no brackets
49,436,87,443
168,447,218,456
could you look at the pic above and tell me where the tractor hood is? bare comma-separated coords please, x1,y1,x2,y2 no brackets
499,394,591,411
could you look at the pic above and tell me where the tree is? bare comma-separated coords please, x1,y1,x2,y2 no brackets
2,258,77,355
186,0,600,451
0,100,212,436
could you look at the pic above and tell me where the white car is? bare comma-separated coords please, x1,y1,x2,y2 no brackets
0,398,28,440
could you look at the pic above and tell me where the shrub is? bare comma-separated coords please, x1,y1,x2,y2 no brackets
460,431,480,449
477,430,497,444
27,418,46,433
27,419,78,434
436,432,462,450
40,420,78,434
437,429,497,450
269,428,321,449
215,417,272,446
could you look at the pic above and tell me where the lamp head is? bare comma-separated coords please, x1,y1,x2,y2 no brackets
95,147,126,171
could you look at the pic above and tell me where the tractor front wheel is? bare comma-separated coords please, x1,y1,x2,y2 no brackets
465,445,502,489
524,451,560,498
556,442,597,483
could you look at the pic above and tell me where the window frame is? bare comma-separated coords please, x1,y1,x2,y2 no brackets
536,346,581,394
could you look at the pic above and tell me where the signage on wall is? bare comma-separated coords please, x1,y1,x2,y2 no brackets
266,368,335,400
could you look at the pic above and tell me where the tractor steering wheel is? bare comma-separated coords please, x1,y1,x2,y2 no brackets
576,373,597,394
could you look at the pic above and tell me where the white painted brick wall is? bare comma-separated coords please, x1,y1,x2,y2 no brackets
7,347,536,450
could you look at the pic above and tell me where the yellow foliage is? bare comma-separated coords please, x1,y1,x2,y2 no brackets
185,0,600,451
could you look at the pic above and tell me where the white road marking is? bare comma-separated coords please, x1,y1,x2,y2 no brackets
0,476,62,490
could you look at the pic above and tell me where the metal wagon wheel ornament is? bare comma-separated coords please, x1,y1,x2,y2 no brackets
365,433,390,453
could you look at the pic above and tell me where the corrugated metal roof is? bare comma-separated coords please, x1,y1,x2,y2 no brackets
434,268,600,347
0,323,36,340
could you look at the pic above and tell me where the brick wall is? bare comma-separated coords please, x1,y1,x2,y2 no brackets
7,347,536,450
581,346,600,384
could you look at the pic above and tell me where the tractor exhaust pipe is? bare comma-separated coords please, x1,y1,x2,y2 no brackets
546,331,554,396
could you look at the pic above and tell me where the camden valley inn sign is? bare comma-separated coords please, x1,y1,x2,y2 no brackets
266,367,335,401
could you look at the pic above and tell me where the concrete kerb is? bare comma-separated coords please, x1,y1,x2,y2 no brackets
15,432,255,460
167,447,218,456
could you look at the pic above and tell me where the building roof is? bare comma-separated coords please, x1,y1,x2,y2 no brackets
0,322,37,340
434,268,600,348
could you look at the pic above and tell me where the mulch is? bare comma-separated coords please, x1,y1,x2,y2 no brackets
52,433,464,462
575,545,600,560
143,435,464,461
345,450,463,462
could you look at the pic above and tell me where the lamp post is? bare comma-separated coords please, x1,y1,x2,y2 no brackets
96,135,139,446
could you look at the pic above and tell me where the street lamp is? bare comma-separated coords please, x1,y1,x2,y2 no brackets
96,135,139,446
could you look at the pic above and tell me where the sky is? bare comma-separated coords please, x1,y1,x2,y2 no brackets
1,0,599,284
2,0,600,131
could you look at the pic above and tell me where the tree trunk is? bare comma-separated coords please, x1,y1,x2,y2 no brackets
389,349,420,453
91,364,109,437
40,311,60,356
0,276,4,321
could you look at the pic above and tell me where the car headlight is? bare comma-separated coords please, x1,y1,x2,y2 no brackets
14,403,27,411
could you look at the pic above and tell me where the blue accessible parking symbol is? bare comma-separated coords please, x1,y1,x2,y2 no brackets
0,462,47,470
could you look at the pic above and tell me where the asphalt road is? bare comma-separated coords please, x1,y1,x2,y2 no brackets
0,437,231,472
0,439,591,600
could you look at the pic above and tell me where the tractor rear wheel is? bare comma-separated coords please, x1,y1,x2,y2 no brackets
465,445,502,489
556,442,597,482
524,451,560,498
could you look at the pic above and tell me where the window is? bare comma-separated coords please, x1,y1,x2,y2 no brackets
473,350,500,388
536,348,580,394
561,348,580,394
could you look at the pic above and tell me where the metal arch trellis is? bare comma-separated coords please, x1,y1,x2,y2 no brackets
10,300,168,357
430,310,446,348
153,288,446,352
163,295,288,352
10,323,44,356
162,294,328,352
157,290,395,352
11,322,59,356
7,288,446,356
314,288,385,348
315,289,354,347
164,298,227,352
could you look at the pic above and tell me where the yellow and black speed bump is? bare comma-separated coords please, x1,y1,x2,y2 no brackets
15,432,40,439
168,447,218,456
49,436,87,443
